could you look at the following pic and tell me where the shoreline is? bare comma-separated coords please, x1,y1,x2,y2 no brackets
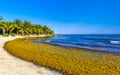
38,42,120,56
4,37,120,75
0,36,61,75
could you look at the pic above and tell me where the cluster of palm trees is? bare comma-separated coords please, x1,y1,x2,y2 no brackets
0,16,55,36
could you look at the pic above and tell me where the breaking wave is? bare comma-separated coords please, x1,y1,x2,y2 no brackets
110,40,120,44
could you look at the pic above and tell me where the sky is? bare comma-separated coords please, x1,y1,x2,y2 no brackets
0,0,120,34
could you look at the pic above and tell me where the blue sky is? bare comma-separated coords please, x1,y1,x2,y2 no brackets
0,0,120,34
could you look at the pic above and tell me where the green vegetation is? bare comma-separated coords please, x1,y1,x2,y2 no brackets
0,16,55,36
5,38,120,75
3,33,9,37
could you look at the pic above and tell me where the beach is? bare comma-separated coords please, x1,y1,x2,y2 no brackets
4,37,120,75
0,36,61,75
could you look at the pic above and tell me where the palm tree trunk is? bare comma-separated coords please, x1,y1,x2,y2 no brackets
16,28,18,35
8,30,10,35
2,29,5,34
9,30,12,35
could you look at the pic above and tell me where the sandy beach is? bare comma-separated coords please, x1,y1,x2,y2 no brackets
0,36,61,75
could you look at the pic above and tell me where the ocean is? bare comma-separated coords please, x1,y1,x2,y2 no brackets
33,34,120,52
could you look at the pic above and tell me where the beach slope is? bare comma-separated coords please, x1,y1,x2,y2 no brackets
0,36,61,75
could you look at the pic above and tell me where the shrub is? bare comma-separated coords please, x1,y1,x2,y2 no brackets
11,33,16,37
3,33,9,37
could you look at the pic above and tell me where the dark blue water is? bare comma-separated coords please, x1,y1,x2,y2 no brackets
33,34,120,52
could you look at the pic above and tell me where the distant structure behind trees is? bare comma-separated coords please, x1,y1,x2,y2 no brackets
0,16,55,36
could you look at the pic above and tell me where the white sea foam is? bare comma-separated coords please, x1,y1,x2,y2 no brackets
110,40,120,44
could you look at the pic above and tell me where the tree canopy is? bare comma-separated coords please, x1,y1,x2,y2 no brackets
0,16,55,36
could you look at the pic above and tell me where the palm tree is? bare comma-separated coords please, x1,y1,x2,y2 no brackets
18,21,32,35
14,19,22,35
0,16,55,36
0,21,17,35
0,23,4,34
18,26,25,35
23,21,31,35
42,25,49,34
6,22,15,34
0,16,4,34
0,21,7,34
33,25,42,35
23,21,31,27
42,25,54,35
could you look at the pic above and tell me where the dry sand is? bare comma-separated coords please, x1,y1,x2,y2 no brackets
0,36,62,75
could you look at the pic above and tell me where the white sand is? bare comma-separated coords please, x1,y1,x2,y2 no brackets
0,36,62,75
